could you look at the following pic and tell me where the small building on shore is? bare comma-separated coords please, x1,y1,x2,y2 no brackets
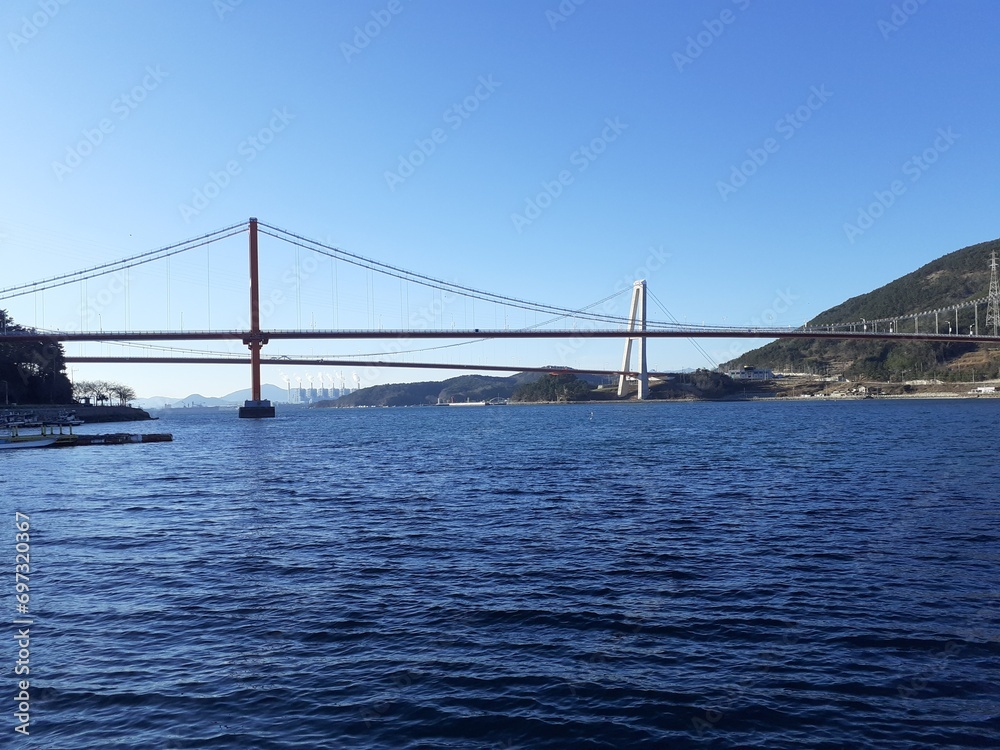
725,365,776,381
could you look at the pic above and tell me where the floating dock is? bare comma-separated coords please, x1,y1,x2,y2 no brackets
73,433,173,446
2,425,173,449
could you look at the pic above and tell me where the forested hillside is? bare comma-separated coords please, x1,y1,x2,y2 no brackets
726,238,1000,380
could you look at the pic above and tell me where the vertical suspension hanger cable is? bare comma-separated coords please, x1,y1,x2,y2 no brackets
296,248,302,329
399,279,404,328
365,271,375,328
206,243,211,330
331,257,338,329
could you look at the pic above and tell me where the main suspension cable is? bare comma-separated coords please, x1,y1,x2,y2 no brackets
0,223,246,301
258,222,682,329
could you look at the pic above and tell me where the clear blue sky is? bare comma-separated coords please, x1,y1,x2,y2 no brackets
3,0,999,398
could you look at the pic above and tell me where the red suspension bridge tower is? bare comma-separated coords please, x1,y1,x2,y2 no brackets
238,218,275,418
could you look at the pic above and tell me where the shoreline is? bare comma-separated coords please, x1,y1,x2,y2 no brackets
320,391,1000,408
1,405,154,423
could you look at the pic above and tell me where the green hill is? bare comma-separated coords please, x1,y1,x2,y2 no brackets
319,369,744,406
725,238,1000,381
510,373,592,402
315,373,541,407
315,369,625,407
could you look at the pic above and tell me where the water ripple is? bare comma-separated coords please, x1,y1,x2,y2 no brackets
2,400,999,748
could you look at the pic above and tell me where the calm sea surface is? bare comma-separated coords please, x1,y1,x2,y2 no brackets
2,400,999,749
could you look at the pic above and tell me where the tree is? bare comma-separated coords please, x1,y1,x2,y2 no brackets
0,309,73,404
511,374,592,402
72,379,137,406
72,380,95,403
110,383,136,406
91,381,111,407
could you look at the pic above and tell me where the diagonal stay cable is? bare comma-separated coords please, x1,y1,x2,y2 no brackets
336,288,633,357
647,289,719,370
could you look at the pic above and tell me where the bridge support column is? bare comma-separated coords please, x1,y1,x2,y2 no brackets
617,280,648,400
239,217,275,418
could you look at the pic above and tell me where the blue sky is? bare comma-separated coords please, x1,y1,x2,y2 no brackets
2,0,999,398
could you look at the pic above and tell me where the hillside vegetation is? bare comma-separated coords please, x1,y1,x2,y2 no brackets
315,373,540,407
726,238,1000,381
510,374,592,402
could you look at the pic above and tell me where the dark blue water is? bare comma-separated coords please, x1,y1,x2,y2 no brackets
2,400,999,749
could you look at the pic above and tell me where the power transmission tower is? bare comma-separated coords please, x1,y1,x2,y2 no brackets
986,249,1000,337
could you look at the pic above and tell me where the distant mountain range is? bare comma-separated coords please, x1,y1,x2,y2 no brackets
135,383,291,409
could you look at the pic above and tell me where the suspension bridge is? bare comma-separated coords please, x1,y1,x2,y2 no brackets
2,218,999,416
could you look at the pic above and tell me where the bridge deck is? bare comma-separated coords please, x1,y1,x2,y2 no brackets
5,328,1000,344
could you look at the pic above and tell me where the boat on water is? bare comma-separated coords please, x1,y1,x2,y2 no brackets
1,412,40,428
0,423,78,450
